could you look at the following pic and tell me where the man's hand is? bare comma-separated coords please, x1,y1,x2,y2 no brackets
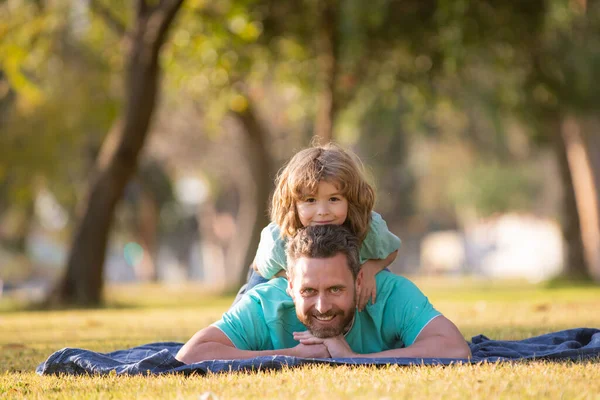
291,342,331,359
293,331,357,358
356,263,378,311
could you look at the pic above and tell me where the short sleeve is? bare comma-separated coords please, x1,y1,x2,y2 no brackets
212,292,271,351
359,211,401,264
381,276,441,347
254,223,288,279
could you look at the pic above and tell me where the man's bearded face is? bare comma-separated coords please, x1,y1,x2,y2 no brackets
288,253,358,338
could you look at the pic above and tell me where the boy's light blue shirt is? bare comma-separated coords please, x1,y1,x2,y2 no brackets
213,272,441,354
254,211,401,279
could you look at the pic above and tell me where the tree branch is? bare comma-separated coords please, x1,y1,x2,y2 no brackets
141,0,184,52
138,0,149,16
156,0,186,27
89,0,128,37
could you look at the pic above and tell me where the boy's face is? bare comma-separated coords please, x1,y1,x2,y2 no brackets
296,180,348,227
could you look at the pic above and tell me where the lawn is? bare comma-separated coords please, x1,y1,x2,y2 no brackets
1,278,599,399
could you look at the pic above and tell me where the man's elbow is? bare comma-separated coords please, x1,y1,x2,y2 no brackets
175,331,212,364
175,341,201,364
176,326,238,364
175,351,190,364
428,316,471,358
446,338,471,359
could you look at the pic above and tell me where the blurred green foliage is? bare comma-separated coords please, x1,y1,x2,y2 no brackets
449,162,541,216
0,0,120,213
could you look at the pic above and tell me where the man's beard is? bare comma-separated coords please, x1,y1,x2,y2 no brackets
297,298,356,338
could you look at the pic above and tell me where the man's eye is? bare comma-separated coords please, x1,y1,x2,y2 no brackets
301,288,315,296
330,287,342,293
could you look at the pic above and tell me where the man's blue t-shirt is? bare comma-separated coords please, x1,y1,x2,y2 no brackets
213,272,441,354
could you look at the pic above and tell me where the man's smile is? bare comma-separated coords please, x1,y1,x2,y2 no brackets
312,311,340,323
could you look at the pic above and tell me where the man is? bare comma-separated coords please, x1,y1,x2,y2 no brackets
176,225,471,363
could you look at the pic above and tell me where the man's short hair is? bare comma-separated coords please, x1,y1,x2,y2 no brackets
286,224,361,279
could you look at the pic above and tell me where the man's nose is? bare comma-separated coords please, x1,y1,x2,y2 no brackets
315,295,331,314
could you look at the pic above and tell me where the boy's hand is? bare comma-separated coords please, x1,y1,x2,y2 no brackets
356,262,378,311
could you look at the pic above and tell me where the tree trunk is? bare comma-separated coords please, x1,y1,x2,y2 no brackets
230,100,273,288
562,116,600,280
314,0,339,143
135,188,159,281
581,117,600,281
583,118,600,227
47,0,185,306
554,115,596,280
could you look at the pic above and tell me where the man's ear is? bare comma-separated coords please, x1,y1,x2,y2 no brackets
355,269,363,293
287,275,294,299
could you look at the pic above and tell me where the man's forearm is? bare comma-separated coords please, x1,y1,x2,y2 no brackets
176,341,297,364
359,335,471,359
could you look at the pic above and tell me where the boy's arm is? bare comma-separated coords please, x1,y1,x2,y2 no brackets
361,250,398,274
253,224,288,279
356,250,398,310
252,261,285,279
362,212,401,260
176,326,330,363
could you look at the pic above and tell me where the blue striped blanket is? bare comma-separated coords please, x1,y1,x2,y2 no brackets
36,328,600,376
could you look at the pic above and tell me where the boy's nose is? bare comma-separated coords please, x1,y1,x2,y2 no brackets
316,203,329,215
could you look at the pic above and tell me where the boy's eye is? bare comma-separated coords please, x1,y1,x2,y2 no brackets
330,197,341,202
304,198,316,203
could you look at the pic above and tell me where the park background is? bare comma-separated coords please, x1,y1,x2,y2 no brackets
1,1,600,398
2,0,600,304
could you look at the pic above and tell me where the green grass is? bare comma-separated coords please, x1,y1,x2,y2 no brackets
1,278,599,399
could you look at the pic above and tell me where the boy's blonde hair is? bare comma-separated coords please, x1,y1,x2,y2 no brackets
270,143,375,242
